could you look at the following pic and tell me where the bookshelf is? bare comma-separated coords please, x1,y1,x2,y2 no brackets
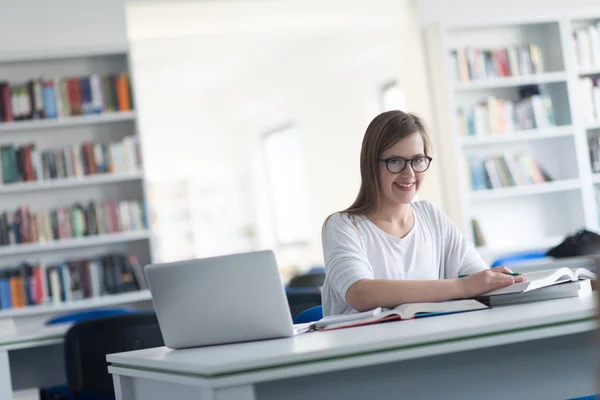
430,13,600,263
587,120,600,130
468,179,581,202
0,110,136,133
453,71,567,91
0,231,151,258
0,289,151,320
0,170,143,194
460,125,574,147
0,48,153,318
579,67,600,76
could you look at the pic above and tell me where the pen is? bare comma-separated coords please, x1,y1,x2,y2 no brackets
458,272,521,278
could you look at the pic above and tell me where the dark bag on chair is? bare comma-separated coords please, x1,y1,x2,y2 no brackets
547,229,600,258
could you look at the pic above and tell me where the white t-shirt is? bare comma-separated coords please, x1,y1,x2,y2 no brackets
321,200,488,316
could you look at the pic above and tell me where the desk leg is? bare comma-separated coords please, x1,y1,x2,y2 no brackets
113,374,134,400
0,350,13,400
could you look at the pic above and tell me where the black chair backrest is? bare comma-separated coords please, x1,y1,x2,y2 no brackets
287,272,325,288
64,311,164,395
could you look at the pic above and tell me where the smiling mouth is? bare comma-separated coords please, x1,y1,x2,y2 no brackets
394,182,416,190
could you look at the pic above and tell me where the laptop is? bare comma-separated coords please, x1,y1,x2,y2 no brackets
144,250,295,349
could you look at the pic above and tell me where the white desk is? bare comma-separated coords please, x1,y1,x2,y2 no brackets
0,323,70,399
108,296,600,400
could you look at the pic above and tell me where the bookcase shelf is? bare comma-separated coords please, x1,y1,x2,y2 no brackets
0,289,151,319
469,179,581,202
0,47,154,321
0,170,143,194
578,66,600,76
0,230,151,257
0,111,136,133
453,72,567,91
428,14,600,264
0,45,131,64
586,121,600,131
460,126,574,147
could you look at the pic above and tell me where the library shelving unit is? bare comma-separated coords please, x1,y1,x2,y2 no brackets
0,47,154,319
429,11,600,264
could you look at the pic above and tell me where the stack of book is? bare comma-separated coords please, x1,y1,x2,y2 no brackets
573,22,600,69
0,72,133,123
451,44,544,82
0,136,141,184
0,252,146,309
468,153,552,191
457,93,555,136
0,200,146,246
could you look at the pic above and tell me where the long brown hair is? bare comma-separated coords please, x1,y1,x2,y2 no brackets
342,110,431,217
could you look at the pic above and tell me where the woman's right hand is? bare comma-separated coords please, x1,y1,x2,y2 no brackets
457,267,526,298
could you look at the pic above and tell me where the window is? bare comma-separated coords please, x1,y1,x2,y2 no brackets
262,125,311,245
381,81,406,112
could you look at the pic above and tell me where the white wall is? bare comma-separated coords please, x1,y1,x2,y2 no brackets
211,33,406,270
127,0,447,274
416,0,600,27
130,31,409,271
0,0,127,57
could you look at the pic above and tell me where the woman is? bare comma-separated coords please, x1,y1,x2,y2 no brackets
321,110,524,316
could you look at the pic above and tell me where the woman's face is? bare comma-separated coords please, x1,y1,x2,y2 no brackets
377,132,428,206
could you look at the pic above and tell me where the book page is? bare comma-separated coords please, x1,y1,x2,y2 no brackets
575,268,597,280
393,299,488,320
484,267,574,296
315,307,382,327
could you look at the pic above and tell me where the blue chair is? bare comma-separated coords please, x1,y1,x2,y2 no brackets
491,250,548,268
293,305,323,324
46,308,133,326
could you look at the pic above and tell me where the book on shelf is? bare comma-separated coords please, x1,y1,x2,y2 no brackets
308,299,488,331
468,153,552,191
471,218,486,247
579,77,600,124
574,22,600,69
451,44,544,83
0,199,147,247
0,252,147,310
0,136,141,185
0,72,133,123
588,134,600,172
457,91,555,136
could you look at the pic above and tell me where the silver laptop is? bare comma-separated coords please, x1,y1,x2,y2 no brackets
144,250,294,349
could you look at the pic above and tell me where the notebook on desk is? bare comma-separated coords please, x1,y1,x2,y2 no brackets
310,299,489,331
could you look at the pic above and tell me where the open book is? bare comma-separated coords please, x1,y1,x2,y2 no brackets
482,267,596,296
312,299,488,331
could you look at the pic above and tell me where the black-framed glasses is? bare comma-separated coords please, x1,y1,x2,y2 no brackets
378,156,433,174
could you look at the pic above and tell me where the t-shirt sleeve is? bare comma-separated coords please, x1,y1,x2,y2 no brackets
322,214,374,301
425,202,489,278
